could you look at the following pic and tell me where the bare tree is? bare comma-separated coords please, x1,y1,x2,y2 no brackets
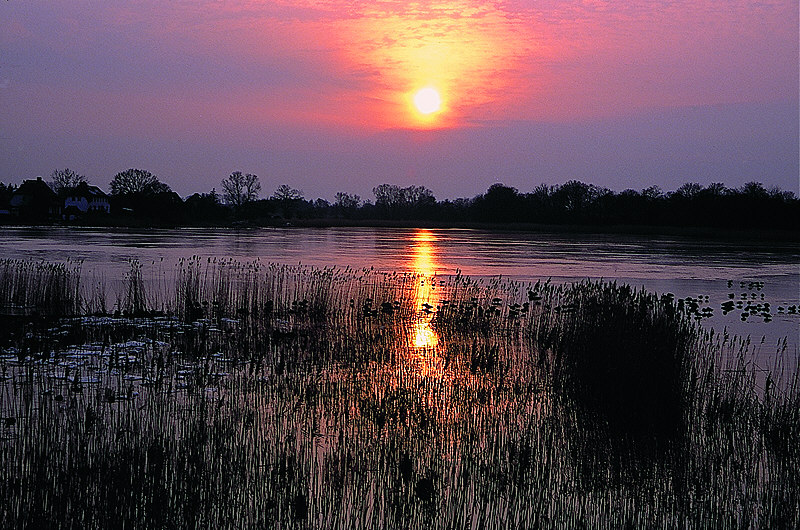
271,184,304,218
373,184,435,208
739,181,767,198
674,182,703,199
704,182,728,197
373,184,403,207
641,185,664,201
553,180,602,212
403,185,435,206
49,168,86,196
110,169,170,196
222,171,261,206
334,191,360,209
271,184,303,201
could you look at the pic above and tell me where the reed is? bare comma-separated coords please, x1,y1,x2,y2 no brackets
0,259,796,528
0,258,83,316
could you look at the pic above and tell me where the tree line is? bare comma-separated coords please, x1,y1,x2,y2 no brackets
1,168,797,231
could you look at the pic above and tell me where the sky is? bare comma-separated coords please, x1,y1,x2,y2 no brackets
1,0,797,201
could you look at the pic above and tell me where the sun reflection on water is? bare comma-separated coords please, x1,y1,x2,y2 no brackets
409,229,440,353
412,321,438,350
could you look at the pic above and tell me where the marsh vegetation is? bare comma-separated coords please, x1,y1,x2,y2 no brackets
0,257,797,528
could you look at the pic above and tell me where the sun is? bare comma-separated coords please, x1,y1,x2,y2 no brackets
413,87,441,115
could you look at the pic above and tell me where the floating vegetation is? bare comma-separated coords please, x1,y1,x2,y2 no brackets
0,259,797,528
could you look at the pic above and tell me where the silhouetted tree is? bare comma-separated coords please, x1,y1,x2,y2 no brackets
703,182,728,197
473,183,523,222
49,168,87,196
185,188,228,223
373,184,404,208
404,185,436,206
0,183,17,207
272,184,303,202
110,169,170,196
222,171,261,206
529,183,553,206
108,169,179,222
642,185,664,201
139,190,185,224
524,184,555,222
271,184,304,218
606,189,646,224
767,186,796,202
334,192,361,209
333,192,360,218
312,198,331,217
372,184,436,218
674,182,703,199
553,180,604,214
20,170,797,230
431,197,471,222
739,181,768,199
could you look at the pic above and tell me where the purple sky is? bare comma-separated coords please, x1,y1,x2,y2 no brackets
1,1,797,201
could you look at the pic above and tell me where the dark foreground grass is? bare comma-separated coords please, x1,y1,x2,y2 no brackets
0,258,797,528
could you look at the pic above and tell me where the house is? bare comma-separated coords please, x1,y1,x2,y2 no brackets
9,177,60,221
63,182,111,220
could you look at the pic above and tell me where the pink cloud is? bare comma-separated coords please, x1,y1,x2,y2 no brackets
1,0,796,198
4,0,795,132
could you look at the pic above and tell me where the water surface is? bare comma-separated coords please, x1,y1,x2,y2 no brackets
2,226,797,351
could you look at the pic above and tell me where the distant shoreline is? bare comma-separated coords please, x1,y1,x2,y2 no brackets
2,218,798,243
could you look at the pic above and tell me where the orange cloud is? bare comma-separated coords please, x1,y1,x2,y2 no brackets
324,2,533,129
3,0,796,135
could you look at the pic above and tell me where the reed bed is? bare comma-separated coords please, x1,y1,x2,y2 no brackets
0,259,797,528
0,259,83,316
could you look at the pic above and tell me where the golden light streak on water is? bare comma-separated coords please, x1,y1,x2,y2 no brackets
409,229,440,353
412,321,438,350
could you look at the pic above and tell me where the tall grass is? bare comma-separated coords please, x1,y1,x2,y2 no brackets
0,259,83,316
0,259,797,528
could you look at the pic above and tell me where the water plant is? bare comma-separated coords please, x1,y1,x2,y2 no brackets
0,259,797,528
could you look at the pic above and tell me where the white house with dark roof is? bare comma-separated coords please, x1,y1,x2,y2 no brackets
63,182,110,220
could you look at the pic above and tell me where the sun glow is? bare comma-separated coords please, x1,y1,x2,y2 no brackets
413,87,441,115
326,2,528,128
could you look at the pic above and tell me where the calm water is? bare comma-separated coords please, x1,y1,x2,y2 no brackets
1,226,798,351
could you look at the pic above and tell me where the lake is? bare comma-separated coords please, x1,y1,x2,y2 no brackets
1,226,797,351
2,225,799,527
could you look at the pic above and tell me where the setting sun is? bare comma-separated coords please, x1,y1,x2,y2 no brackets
413,87,442,115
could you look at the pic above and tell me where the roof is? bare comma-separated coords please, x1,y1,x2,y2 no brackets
15,177,55,199
10,177,56,206
70,182,109,199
